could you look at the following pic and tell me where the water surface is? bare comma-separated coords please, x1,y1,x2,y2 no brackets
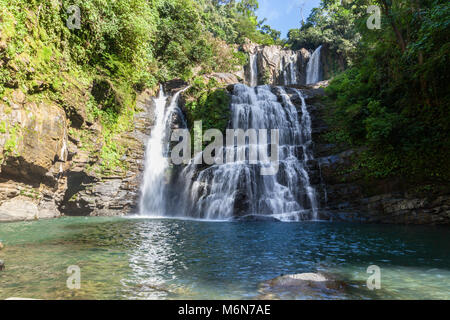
0,217,449,299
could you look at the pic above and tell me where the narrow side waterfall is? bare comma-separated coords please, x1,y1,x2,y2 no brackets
279,53,298,86
306,45,322,84
180,84,318,221
289,54,297,85
139,86,187,216
280,56,287,85
249,53,258,87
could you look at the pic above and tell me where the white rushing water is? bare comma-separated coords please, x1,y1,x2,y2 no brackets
139,86,187,216
249,53,258,87
180,84,318,221
306,45,322,84
288,53,297,85
279,53,298,86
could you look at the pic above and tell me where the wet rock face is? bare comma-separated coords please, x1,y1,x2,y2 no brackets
243,43,311,86
59,89,155,217
0,86,154,221
204,73,243,86
320,44,347,80
164,79,189,96
0,91,68,221
304,86,450,225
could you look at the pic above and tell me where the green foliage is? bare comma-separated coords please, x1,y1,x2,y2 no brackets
197,0,282,46
324,0,450,181
1,0,269,174
286,0,362,66
184,77,231,147
0,121,6,134
3,124,21,156
262,70,272,85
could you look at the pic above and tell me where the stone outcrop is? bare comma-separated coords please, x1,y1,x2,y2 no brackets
243,43,311,86
58,89,155,217
204,72,242,86
0,86,155,221
0,90,68,221
241,41,347,87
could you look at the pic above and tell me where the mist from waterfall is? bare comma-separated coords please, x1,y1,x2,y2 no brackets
306,45,322,84
179,84,318,221
139,86,187,216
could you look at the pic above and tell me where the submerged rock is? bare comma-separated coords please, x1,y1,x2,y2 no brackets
0,259,5,271
234,214,280,222
258,272,347,299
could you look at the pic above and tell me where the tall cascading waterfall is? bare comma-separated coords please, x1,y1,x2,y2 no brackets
139,86,188,216
249,53,258,87
306,45,322,84
178,84,318,221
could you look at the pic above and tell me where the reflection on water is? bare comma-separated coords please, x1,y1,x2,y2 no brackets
0,217,449,299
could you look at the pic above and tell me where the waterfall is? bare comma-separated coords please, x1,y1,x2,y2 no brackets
139,86,187,216
306,45,322,84
279,56,286,85
279,53,297,86
295,88,318,220
179,84,318,221
281,56,288,85
289,54,297,85
249,53,258,87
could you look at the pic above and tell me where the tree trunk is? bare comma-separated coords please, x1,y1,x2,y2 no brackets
379,0,407,52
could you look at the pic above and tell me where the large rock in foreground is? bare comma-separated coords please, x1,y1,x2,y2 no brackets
258,273,347,299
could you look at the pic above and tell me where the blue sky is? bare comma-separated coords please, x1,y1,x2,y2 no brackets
256,0,322,38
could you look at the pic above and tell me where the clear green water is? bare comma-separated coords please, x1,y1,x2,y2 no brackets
0,216,449,300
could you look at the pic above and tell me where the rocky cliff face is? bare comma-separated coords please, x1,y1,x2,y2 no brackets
0,90,68,221
242,42,310,86
0,88,155,222
241,42,347,87
58,89,154,217
319,45,346,80
299,84,450,225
